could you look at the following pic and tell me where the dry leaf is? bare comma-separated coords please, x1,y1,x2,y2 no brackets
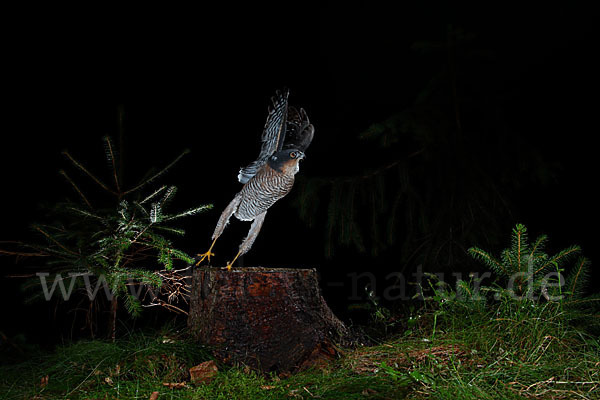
40,375,49,388
261,385,276,390
149,391,159,400
104,377,114,385
189,360,218,384
279,371,292,379
162,382,187,389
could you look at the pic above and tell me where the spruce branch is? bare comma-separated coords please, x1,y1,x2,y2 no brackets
513,223,526,271
566,257,590,298
140,185,168,205
61,150,117,196
535,245,581,275
468,247,508,276
67,207,104,221
160,186,177,206
2,113,213,337
122,149,191,196
469,224,594,307
102,136,121,193
0,241,48,258
530,234,548,259
33,225,78,256
59,170,93,209
162,204,213,222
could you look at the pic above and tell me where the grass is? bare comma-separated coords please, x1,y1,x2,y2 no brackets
0,328,411,400
4,227,598,398
398,275,600,399
2,279,600,399
1,312,598,400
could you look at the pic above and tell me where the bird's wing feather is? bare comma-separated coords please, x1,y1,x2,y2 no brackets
238,89,289,184
282,106,314,152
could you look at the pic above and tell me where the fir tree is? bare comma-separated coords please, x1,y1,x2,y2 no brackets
468,223,599,331
2,114,211,340
468,223,582,299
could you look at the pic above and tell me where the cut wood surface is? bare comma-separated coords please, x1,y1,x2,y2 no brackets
188,267,347,372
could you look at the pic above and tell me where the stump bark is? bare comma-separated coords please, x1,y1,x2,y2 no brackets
188,267,347,372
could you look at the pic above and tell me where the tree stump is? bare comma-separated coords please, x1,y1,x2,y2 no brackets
188,267,347,372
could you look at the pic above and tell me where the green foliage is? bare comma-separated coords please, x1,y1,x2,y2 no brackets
0,329,412,400
0,329,211,399
393,225,598,345
372,223,599,397
1,314,599,400
399,272,600,398
11,133,211,332
467,224,599,332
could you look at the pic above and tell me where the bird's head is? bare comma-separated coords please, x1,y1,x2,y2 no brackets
268,149,305,174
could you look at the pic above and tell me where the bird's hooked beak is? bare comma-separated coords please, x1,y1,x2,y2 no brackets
298,152,306,161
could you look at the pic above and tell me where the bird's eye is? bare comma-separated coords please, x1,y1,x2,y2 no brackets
290,151,297,159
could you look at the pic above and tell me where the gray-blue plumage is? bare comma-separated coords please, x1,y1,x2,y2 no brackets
208,90,314,262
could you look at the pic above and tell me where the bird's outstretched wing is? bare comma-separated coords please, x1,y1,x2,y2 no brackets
238,89,289,184
282,106,314,152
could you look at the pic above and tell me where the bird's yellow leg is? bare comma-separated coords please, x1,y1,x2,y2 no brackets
196,237,217,266
224,251,242,271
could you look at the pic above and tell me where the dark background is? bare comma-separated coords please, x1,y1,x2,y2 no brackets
1,3,598,346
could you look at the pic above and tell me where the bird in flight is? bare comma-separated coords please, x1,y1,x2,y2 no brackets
197,89,314,269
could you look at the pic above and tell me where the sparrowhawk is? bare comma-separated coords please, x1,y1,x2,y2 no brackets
197,89,314,269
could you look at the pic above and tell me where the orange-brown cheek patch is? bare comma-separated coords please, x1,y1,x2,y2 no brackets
281,159,300,174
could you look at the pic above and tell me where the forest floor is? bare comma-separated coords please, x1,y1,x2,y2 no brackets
1,319,599,400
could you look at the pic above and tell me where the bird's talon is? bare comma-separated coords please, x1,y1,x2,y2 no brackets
200,90,311,273
195,251,215,266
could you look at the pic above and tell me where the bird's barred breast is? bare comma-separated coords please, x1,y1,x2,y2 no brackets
234,166,294,221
